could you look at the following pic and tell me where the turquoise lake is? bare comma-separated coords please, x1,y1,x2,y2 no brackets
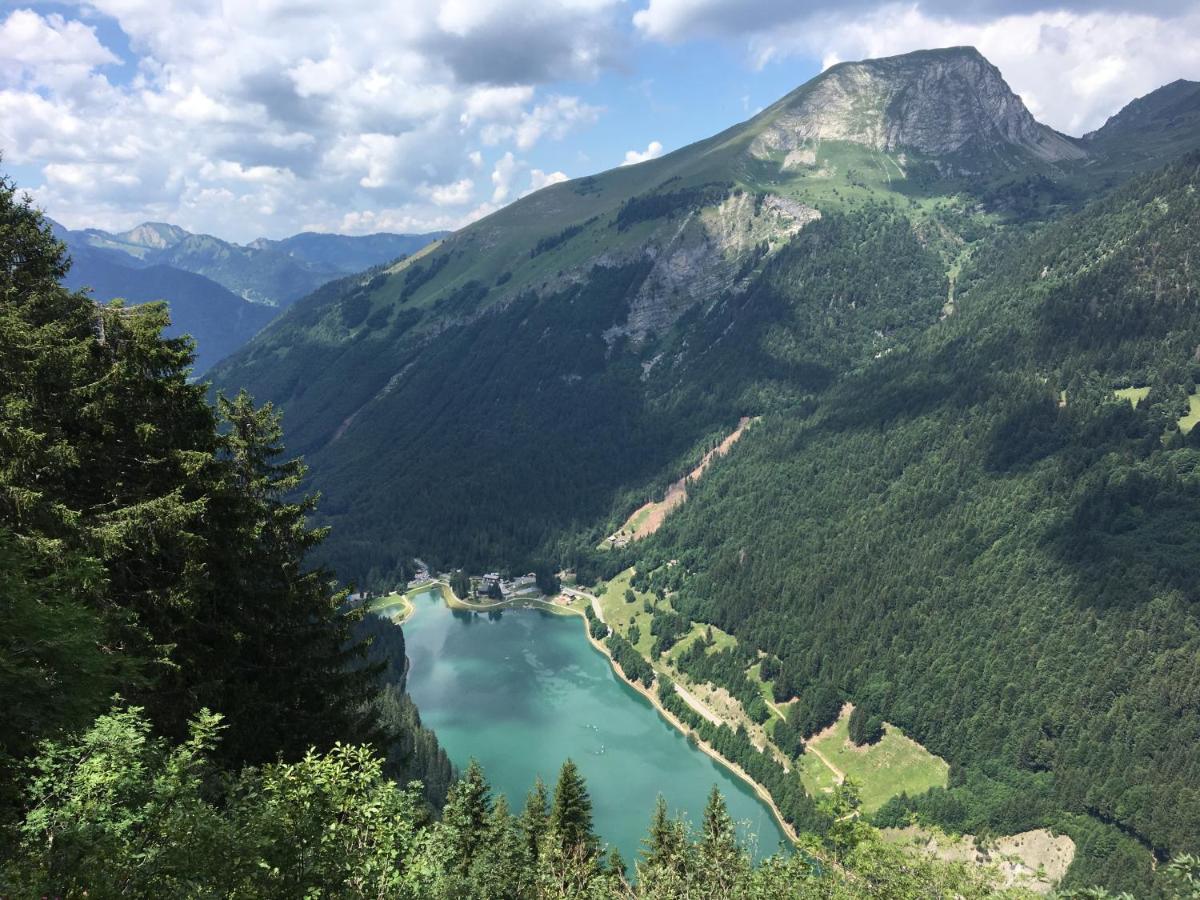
401,589,789,865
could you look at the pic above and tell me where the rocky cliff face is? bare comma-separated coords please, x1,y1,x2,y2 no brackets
753,47,1084,167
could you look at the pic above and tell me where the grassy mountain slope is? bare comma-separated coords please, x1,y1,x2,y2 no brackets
214,46,1104,577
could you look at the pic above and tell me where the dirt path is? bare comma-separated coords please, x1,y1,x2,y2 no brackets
766,697,847,785
674,682,723,726
803,705,853,784
560,587,605,623
806,744,846,785
556,596,803,845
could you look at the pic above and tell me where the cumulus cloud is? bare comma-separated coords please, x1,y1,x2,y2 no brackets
622,140,664,165
633,0,1191,42
8,0,1197,241
526,168,569,194
0,9,118,86
422,177,476,205
479,95,603,149
633,0,1200,134
491,151,518,202
1,2,619,239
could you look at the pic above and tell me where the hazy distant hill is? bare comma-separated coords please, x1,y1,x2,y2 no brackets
249,231,448,278
51,220,443,372
57,220,444,307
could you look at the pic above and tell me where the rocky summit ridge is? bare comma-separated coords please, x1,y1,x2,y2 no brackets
752,46,1084,167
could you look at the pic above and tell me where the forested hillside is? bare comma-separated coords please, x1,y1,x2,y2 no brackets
0,172,452,861
212,50,1200,590
625,153,1200,895
200,52,1200,891
0,161,1109,900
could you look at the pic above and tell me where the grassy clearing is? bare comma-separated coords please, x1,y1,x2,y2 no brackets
1179,392,1200,434
802,708,948,814
799,752,842,797
747,662,781,718
1114,386,1151,407
368,591,415,623
596,568,944,813
597,568,660,658
880,825,1075,893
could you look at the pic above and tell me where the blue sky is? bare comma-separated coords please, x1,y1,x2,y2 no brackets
2,1,1198,242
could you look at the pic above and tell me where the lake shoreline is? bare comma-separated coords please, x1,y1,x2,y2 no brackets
396,582,799,848
570,607,802,848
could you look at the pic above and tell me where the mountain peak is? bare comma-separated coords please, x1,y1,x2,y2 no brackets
753,45,1084,167
116,221,191,250
1085,78,1200,141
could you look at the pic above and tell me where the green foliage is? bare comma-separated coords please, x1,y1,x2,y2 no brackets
549,759,598,860
606,631,654,686
5,705,428,899
614,182,734,231
656,677,830,837
355,611,455,809
400,251,450,300
638,154,1200,889
529,217,597,258
848,706,885,747
3,702,1124,898
649,607,691,657
450,568,471,597
0,170,438,846
675,638,768,724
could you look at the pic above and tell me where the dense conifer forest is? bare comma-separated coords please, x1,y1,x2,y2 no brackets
6,166,1125,898
618,154,1200,895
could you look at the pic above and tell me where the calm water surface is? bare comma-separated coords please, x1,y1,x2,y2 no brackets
401,589,789,865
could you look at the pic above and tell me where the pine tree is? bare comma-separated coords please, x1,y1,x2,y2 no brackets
549,759,597,858
638,795,691,897
607,846,628,881
699,786,746,892
186,391,380,764
0,171,215,758
470,794,530,900
519,776,549,863
442,759,493,877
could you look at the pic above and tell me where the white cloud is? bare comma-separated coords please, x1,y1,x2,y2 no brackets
633,0,1200,135
526,168,569,194
423,177,476,205
0,3,621,239
491,151,518,202
622,140,663,165
0,9,118,91
480,95,602,149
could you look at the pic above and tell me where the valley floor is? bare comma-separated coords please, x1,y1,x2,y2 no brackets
372,564,1072,893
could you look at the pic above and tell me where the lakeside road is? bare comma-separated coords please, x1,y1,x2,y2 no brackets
377,580,801,846
564,602,802,846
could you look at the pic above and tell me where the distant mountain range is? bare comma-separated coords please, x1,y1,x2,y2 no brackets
51,219,445,372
